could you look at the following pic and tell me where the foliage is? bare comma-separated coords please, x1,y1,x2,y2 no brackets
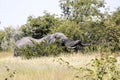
0,30,5,51
79,20,120,52
75,56,120,80
1,27,22,51
16,41,64,59
20,12,60,39
57,0,120,53
59,0,105,22
112,7,120,25
51,20,84,40
1,27,16,50
57,56,120,80
0,1,120,54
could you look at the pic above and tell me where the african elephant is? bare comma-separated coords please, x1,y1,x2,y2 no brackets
14,32,90,56
14,32,68,56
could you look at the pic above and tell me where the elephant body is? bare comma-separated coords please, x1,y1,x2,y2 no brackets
14,32,90,56
14,32,68,56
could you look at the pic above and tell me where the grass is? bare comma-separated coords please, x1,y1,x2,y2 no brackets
0,51,120,80
0,51,13,58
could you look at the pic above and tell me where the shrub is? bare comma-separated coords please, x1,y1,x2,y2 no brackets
16,41,64,59
0,30,5,51
51,20,84,40
57,55,120,80
0,27,22,51
75,56,120,80
34,41,64,57
20,12,60,39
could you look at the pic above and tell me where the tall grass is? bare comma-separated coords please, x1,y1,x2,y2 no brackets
0,52,120,80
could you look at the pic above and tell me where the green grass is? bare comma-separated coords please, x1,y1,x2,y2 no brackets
0,52,120,80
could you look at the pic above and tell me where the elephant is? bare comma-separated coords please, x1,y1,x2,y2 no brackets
51,32,90,48
14,32,68,56
14,32,90,56
38,32,68,43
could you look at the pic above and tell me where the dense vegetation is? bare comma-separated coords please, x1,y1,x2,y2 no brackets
0,0,120,57
58,55,120,80
0,1,120,80
16,41,65,59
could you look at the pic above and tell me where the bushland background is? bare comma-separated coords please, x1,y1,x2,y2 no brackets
0,0,120,80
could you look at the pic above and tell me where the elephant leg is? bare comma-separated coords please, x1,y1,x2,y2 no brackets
74,46,80,53
14,48,18,57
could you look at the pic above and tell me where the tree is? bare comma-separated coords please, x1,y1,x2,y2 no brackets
0,27,22,50
59,0,105,23
51,20,83,40
1,27,15,50
112,7,120,25
20,12,60,39
0,30,5,51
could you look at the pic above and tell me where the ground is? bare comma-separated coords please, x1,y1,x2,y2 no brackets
0,51,120,80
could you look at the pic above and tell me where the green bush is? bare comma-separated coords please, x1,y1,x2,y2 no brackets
35,42,64,57
57,55,120,80
16,41,64,59
0,30,5,51
51,20,84,40
75,56,120,80
20,12,60,39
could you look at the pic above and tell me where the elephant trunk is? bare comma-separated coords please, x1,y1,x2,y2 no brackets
80,43,91,47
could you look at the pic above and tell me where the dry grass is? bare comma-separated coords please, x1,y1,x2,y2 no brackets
0,51,120,80
0,51,13,58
